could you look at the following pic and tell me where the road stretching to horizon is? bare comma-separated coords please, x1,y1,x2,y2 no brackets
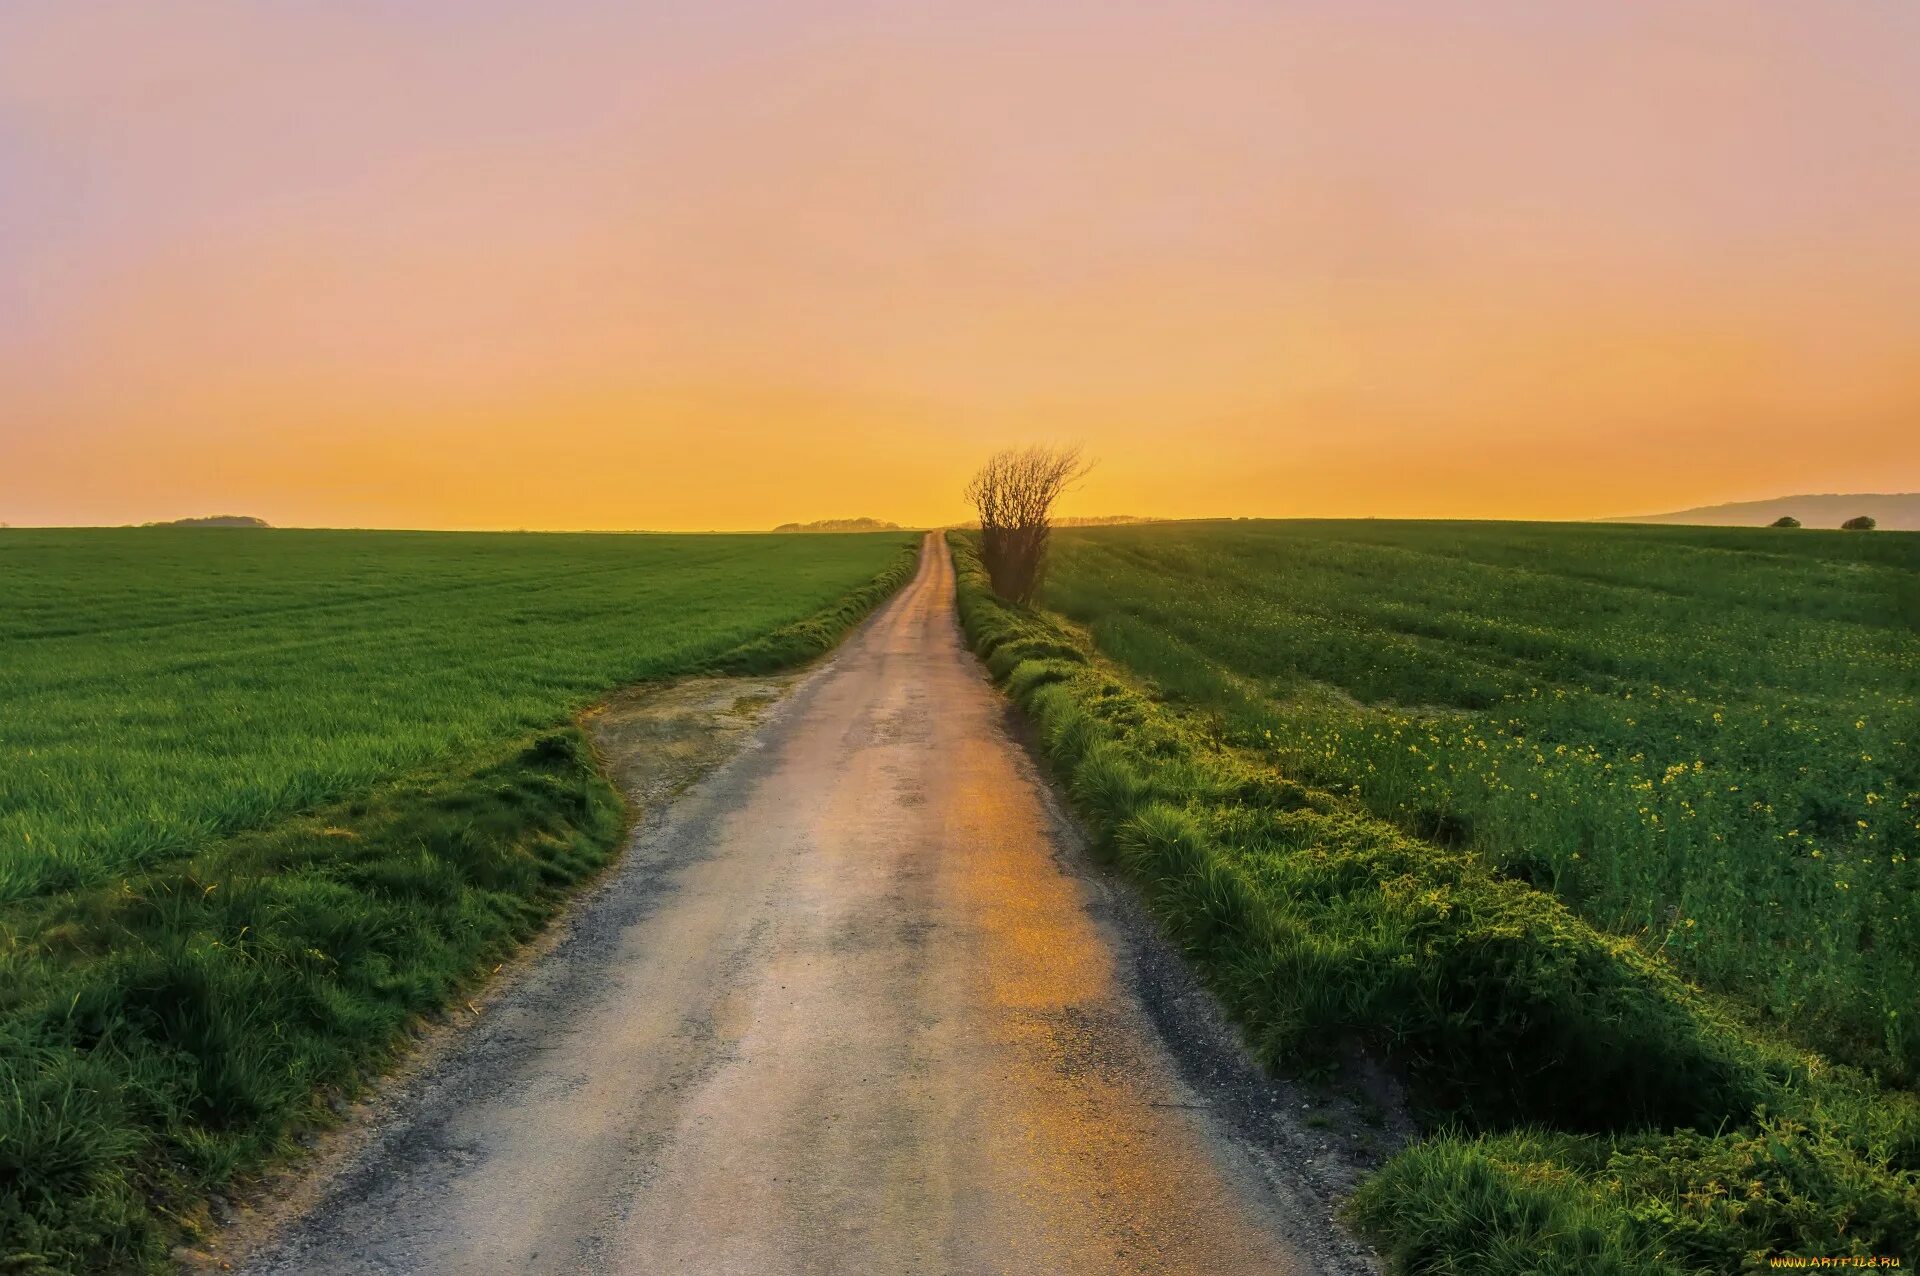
242,534,1368,1276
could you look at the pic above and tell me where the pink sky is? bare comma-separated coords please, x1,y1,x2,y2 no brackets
2,1,1916,529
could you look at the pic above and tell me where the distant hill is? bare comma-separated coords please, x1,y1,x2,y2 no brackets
1613,494,1920,531
772,517,902,532
145,515,272,528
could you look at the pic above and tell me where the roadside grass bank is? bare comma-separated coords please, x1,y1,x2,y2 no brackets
947,532,1920,1274
1,535,918,1274
1,731,623,1274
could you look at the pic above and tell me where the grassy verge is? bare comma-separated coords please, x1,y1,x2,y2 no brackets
948,532,1919,1273
1,542,917,1274
710,534,920,673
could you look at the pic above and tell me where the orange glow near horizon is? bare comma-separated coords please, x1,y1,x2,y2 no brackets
2,2,1916,531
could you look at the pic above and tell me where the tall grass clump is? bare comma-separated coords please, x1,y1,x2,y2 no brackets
947,530,1920,1273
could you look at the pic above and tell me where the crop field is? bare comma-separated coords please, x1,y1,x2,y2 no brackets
1044,519,1920,1079
1,528,916,903
0,527,916,1270
952,523,1920,1272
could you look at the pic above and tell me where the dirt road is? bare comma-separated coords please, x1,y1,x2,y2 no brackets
244,534,1372,1276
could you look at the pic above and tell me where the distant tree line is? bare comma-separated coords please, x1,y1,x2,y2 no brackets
1772,514,1877,530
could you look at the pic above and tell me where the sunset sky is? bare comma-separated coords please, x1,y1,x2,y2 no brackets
2,1,1916,530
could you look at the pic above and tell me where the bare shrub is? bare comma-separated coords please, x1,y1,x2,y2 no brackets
963,444,1092,603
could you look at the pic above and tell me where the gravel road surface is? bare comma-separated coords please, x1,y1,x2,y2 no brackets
242,534,1374,1276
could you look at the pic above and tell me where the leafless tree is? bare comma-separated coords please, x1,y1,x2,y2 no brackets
963,444,1093,603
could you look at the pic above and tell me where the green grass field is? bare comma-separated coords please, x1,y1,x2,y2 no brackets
0,527,916,1272
1045,520,1919,1079
1,529,916,902
951,523,1920,1273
